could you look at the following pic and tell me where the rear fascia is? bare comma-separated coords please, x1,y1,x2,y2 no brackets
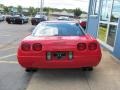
17,35,102,69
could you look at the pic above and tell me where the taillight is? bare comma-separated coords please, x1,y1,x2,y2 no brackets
77,43,86,50
21,43,31,51
68,52,73,60
88,43,97,50
46,52,52,60
32,43,42,51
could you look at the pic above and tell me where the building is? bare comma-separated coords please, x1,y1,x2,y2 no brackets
87,0,120,59
51,11,74,18
80,13,88,19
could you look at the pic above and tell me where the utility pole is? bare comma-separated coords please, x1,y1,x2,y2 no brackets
40,0,44,15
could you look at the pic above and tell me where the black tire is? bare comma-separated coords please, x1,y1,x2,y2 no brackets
7,21,11,24
82,67,93,71
21,20,24,24
87,67,93,71
26,20,28,23
25,68,37,72
32,23,35,25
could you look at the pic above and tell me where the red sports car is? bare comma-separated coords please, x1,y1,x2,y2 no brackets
17,21,102,72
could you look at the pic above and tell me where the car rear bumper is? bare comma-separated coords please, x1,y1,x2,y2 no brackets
31,20,40,25
6,19,21,23
17,55,101,69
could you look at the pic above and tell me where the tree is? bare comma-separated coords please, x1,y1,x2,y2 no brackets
28,7,35,16
0,4,4,13
8,6,14,13
3,6,9,14
17,5,22,13
74,8,82,18
43,7,49,12
36,8,40,13
43,7,50,15
0,4,4,8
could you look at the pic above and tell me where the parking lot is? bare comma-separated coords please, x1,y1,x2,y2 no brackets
0,21,120,90
0,21,35,90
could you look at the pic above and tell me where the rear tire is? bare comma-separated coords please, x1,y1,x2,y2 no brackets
21,20,24,24
25,68,37,72
82,67,93,71
26,20,28,23
7,21,11,24
31,22,35,25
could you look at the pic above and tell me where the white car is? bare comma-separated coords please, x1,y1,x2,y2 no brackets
0,13,4,21
57,16,70,21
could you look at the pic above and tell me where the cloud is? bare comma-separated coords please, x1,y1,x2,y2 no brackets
0,0,89,11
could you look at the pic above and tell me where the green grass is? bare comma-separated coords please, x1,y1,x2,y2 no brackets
98,27,107,42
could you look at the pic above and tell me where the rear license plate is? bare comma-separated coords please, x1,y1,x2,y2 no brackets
53,52,66,60
46,51,73,60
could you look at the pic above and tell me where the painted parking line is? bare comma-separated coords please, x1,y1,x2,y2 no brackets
0,47,16,51
0,53,16,60
0,60,18,64
0,35,10,37
0,45,3,47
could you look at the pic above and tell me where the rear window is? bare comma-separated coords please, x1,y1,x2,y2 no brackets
32,22,85,37
35,15,41,18
35,15,45,18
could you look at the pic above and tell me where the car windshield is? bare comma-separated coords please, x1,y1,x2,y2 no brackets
32,22,85,37
35,15,43,18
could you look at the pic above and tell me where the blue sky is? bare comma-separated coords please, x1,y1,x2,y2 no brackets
0,0,89,12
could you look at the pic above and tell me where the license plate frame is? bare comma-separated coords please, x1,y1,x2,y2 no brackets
53,51,66,60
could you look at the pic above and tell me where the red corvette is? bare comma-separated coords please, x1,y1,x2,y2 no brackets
17,21,102,72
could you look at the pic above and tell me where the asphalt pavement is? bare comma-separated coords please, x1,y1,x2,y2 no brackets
27,49,120,90
0,21,35,90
